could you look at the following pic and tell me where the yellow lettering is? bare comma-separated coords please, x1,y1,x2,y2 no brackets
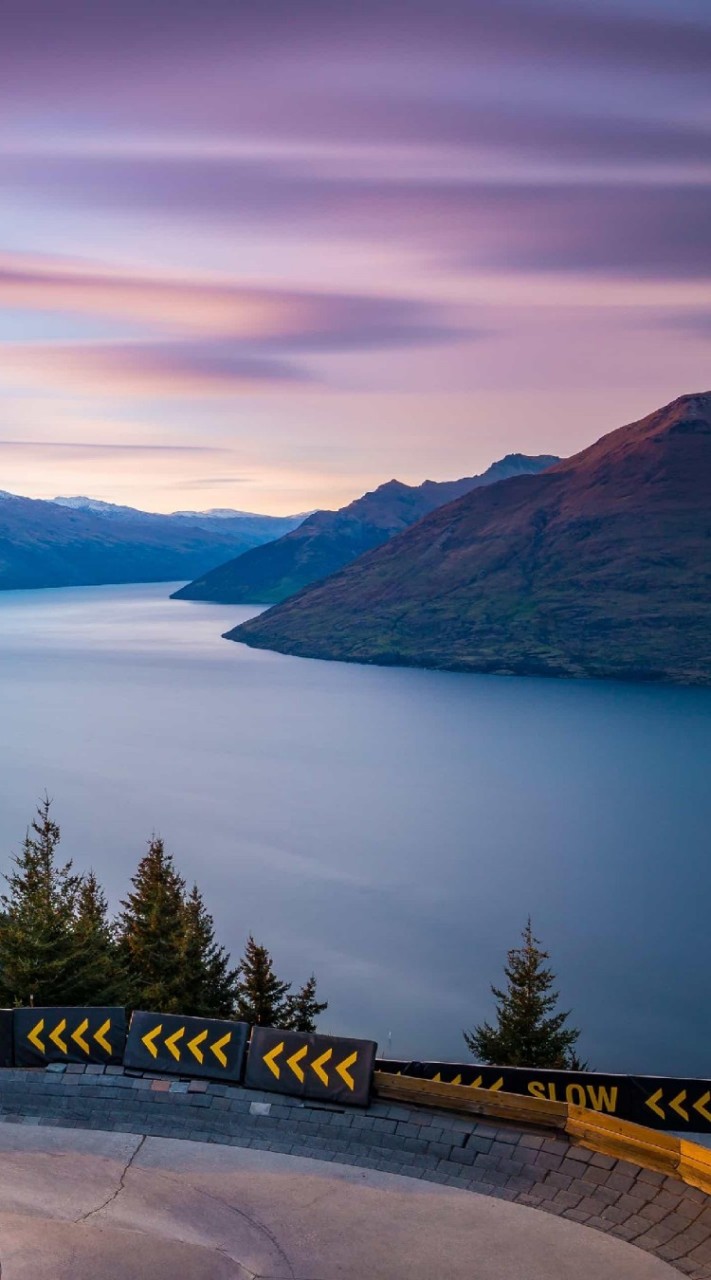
566,1083,587,1106
547,1083,558,1102
528,1081,546,1100
586,1085,618,1113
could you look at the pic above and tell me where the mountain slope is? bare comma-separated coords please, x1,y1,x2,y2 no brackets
228,393,711,686
172,454,559,604
0,493,303,591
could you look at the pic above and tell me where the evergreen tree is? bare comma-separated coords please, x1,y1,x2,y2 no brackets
284,974,328,1033
116,837,188,1012
0,797,82,1006
464,919,580,1068
72,871,125,1006
234,935,290,1027
180,884,238,1018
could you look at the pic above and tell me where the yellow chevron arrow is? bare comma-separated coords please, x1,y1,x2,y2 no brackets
490,1077,504,1091
645,1088,665,1120
94,1019,112,1055
141,1023,162,1059
432,1072,441,1082
450,1074,462,1086
49,1018,68,1055
469,1075,483,1088
336,1050,358,1091
287,1045,308,1083
72,1018,90,1055
165,1026,185,1062
210,1031,232,1069
311,1047,332,1086
187,1030,208,1064
694,1091,711,1123
670,1089,689,1122
263,1040,284,1079
27,1018,45,1054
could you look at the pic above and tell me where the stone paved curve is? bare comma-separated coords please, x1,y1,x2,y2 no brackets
1,1066,711,1276
0,1122,682,1279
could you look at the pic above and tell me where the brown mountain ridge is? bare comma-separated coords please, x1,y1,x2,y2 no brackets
172,453,558,605
227,393,711,686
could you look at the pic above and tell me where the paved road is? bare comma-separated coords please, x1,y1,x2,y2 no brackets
0,1123,679,1279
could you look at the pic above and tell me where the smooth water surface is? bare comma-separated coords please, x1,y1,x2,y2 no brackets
1,582,709,1074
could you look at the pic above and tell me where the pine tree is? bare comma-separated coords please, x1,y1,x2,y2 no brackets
0,796,83,1006
464,920,581,1068
116,837,188,1012
72,871,125,1006
234,935,290,1027
180,884,238,1018
284,974,328,1033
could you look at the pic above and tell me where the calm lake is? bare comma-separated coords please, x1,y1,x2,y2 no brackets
1,582,709,1075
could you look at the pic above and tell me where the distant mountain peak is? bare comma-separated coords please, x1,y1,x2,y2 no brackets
54,496,138,515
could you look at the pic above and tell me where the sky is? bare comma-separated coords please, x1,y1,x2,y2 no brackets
1,0,709,514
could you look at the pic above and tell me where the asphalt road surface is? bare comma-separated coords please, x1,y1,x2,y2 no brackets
0,1123,680,1279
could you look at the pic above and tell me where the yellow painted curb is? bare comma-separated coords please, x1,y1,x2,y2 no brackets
679,1138,711,1195
565,1104,680,1177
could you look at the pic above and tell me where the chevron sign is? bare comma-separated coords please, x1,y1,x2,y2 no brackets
246,1027,377,1106
124,1010,249,1082
14,1007,126,1067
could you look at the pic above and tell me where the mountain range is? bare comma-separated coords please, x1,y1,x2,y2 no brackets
0,493,305,591
53,497,308,539
228,393,711,687
172,454,559,604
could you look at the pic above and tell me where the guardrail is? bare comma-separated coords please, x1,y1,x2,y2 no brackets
7,999,711,1191
2,1005,377,1106
376,1057,711,1134
374,1071,711,1195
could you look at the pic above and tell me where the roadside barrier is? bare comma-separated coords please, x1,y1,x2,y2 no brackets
374,1070,711,1196
246,1026,376,1105
376,1057,711,1133
124,1011,250,1083
0,1010,13,1069
14,1007,126,1067
4,1007,711,1139
0,1006,377,1105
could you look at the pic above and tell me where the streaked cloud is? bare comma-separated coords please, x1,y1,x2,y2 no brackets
0,256,468,348
171,476,251,490
4,341,308,397
0,439,225,455
5,160,707,280
0,0,708,510
0,255,471,398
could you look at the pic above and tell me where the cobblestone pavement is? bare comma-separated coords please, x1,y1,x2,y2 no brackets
0,1066,708,1277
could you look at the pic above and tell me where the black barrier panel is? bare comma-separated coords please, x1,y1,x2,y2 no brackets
246,1027,377,1107
14,1007,126,1067
124,1010,249,1082
376,1059,711,1134
0,1010,14,1068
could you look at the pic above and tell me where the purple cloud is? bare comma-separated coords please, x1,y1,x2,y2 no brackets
6,157,708,280
3,1,710,79
1,0,709,507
